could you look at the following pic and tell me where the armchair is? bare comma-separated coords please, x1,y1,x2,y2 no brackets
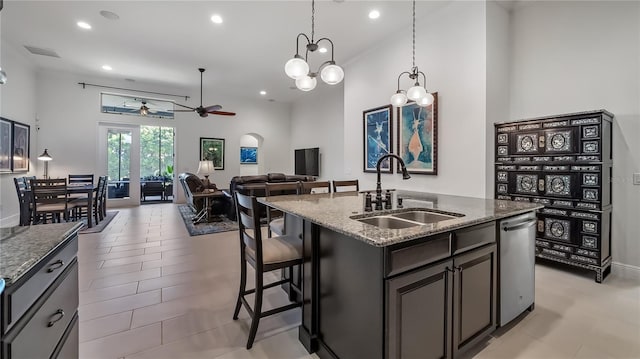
179,172,226,216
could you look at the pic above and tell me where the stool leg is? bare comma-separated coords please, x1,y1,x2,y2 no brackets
246,269,263,349
233,257,247,320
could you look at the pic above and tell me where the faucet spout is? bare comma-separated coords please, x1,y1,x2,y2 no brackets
373,154,411,210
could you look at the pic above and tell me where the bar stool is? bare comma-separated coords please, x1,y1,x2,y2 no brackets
233,192,303,349
333,179,359,192
299,180,331,194
264,182,300,238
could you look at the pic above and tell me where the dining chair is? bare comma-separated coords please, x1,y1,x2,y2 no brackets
333,179,360,192
299,180,331,194
233,192,303,349
68,174,94,185
13,177,31,226
97,175,108,220
264,182,300,238
71,175,105,225
30,178,74,224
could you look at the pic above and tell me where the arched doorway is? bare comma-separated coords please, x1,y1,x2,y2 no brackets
239,133,264,175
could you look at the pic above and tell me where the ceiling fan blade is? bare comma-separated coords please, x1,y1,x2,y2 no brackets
203,104,222,112
174,102,195,110
208,110,236,116
173,109,196,112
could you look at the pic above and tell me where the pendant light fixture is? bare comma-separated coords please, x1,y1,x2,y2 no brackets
284,0,344,91
390,0,434,107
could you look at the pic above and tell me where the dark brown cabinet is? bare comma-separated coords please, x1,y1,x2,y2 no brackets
495,110,613,282
386,243,497,359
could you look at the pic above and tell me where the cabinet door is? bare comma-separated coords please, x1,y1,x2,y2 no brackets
452,244,497,357
386,260,453,359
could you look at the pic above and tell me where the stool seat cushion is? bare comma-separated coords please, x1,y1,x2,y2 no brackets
245,234,302,265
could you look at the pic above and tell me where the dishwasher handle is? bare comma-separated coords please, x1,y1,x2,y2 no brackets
502,219,536,232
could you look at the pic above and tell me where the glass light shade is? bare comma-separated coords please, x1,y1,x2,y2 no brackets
284,57,309,79
320,64,344,85
295,75,317,91
407,85,427,101
391,92,408,107
417,92,434,107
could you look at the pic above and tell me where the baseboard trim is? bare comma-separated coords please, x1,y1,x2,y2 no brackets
0,214,20,227
612,262,640,282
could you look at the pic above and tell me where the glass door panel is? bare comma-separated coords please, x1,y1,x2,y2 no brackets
99,124,140,206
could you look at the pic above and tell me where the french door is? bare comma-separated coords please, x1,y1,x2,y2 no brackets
98,124,141,207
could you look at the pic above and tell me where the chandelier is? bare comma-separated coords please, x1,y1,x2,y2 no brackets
390,0,434,107
284,0,344,91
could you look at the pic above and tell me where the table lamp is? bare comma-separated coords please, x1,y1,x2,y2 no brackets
37,148,53,179
197,160,215,189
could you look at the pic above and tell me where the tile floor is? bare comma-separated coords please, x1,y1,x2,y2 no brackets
78,204,640,359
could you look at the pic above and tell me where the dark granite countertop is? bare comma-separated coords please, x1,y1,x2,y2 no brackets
259,190,542,247
0,223,82,285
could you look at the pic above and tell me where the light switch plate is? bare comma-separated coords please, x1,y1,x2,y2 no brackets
634,173,640,185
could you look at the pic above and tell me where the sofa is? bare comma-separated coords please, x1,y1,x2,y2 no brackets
228,173,315,220
178,172,228,216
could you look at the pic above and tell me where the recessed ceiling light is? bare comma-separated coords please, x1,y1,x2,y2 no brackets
369,10,380,19
210,14,223,24
100,10,120,20
77,21,92,29
102,65,112,71
319,47,328,54
260,90,267,96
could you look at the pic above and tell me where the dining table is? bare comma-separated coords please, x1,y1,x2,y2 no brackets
66,183,99,228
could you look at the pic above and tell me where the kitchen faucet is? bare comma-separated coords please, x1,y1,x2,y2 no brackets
367,154,411,211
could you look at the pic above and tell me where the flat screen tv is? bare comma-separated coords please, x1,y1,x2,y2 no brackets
295,147,319,176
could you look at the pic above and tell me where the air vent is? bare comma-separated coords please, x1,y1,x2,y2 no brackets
24,46,60,58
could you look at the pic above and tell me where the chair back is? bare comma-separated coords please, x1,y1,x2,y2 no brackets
13,177,28,202
333,179,359,192
69,174,94,186
235,192,264,264
264,182,300,221
178,173,195,211
24,176,37,190
30,178,68,208
299,181,331,194
97,176,107,201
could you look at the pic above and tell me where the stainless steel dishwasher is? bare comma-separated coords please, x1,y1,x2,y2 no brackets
499,211,536,326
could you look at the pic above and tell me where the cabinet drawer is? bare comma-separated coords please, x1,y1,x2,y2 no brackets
453,222,496,255
4,236,77,334
386,234,451,277
5,263,78,359
53,313,79,359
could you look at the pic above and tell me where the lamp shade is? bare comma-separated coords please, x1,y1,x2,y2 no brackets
391,92,408,107
38,149,53,161
407,85,427,101
417,92,434,107
284,57,309,79
320,64,344,85
295,75,317,91
197,160,215,177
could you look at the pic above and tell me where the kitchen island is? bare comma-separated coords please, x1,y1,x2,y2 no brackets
260,190,542,359
0,223,82,359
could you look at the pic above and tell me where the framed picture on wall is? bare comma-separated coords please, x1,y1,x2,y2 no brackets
200,137,225,170
240,147,257,164
12,121,30,172
397,93,438,175
363,105,393,173
0,117,12,173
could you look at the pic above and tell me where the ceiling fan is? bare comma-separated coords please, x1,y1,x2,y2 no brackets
123,98,157,116
174,68,236,118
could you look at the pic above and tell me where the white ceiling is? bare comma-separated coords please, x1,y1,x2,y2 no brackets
1,0,452,103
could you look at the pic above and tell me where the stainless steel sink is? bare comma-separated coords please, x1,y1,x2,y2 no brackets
354,209,464,229
356,216,421,229
391,211,460,224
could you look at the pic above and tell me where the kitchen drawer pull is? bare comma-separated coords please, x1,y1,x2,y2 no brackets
47,309,65,327
46,260,64,273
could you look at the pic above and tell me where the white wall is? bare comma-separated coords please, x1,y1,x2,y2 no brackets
485,1,511,197
509,1,640,268
343,1,487,196
31,70,292,206
290,84,344,181
0,41,37,226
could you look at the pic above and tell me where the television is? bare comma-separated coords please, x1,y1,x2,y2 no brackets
294,147,319,176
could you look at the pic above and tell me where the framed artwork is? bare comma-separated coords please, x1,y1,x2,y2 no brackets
240,146,257,164
0,117,11,173
363,105,393,173
200,137,225,170
12,122,30,172
397,92,438,175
